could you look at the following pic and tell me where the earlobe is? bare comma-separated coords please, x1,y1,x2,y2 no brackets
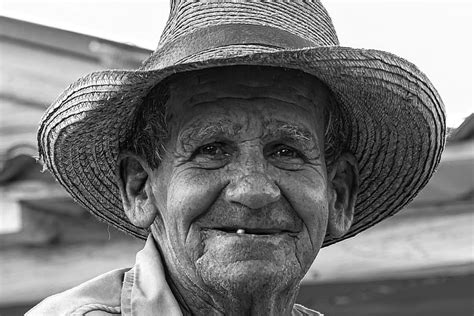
117,153,158,228
327,152,359,238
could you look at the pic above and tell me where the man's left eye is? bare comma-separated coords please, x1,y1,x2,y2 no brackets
272,147,300,159
267,144,305,162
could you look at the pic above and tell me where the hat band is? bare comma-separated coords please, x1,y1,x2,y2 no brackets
141,23,317,70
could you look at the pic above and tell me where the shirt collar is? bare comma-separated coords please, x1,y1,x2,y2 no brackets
121,235,183,316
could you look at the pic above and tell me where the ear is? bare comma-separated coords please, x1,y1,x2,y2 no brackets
327,152,359,238
117,152,158,228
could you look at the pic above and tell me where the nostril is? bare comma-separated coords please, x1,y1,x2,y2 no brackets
225,173,280,209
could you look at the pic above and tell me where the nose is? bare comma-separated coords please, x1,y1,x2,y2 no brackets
225,173,281,209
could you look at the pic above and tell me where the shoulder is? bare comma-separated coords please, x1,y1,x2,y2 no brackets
293,303,324,316
26,268,130,316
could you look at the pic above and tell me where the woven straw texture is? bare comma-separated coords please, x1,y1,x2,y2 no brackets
38,0,446,246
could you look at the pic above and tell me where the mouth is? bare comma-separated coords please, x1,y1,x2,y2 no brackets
206,227,298,237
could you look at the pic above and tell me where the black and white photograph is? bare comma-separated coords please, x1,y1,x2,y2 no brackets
0,0,472,315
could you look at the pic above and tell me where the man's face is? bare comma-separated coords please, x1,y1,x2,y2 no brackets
149,67,332,296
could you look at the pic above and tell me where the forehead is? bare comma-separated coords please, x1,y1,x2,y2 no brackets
165,66,329,136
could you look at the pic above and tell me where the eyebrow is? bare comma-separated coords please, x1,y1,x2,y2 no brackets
264,119,313,143
178,119,317,150
179,119,240,141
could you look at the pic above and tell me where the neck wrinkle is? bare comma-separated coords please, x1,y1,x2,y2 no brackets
167,260,301,316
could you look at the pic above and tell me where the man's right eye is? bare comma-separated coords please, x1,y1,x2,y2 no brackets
193,142,231,161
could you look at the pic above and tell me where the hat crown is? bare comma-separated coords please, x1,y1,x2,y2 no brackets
159,0,339,49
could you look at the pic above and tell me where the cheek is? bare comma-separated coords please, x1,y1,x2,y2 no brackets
164,168,227,242
278,169,329,249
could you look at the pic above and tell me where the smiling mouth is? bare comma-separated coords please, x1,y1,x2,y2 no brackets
209,227,297,236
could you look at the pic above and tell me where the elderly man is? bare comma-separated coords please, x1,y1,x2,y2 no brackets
29,1,445,315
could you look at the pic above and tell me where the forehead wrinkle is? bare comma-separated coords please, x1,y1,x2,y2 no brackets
170,80,318,113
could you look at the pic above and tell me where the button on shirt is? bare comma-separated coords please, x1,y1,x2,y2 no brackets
27,236,323,315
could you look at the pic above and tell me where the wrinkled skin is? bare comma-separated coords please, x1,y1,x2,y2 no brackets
119,66,358,315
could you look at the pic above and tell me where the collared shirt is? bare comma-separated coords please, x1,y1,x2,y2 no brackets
27,236,323,315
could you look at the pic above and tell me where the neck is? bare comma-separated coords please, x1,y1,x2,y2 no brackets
167,271,301,316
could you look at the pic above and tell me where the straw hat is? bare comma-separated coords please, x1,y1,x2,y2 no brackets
38,0,446,246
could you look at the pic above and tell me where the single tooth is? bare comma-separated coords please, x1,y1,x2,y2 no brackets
236,229,245,234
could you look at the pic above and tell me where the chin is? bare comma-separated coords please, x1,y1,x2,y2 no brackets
196,255,303,297
193,230,309,296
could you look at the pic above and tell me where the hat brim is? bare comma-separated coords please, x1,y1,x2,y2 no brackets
38,45,446,247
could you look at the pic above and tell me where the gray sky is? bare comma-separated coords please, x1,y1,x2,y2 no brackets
1,0,472,127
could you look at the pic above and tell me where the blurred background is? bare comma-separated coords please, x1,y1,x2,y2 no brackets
0,1,472,315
